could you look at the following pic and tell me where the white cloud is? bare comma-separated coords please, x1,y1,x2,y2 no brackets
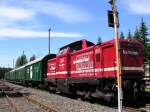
0,7,35,20
0,0,92,23
26,0,92,23
0,28,85,39
0,0,88,39
124,0,150,14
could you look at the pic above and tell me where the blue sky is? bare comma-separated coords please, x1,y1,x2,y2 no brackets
0,0,150,67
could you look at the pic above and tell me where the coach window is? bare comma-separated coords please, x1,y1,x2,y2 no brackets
96,53,100,62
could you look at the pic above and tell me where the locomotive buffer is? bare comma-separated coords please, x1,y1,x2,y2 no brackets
108,0,122,112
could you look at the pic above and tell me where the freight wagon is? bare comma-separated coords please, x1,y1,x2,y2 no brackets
5,39,145,102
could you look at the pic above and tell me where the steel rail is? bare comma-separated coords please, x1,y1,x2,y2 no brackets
145,104,150,110
5,94,23,112
23,95,57,112
124,107,142,112
0,81,23,112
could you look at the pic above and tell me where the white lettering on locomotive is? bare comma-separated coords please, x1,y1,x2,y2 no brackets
59,58,65,67
123,50,138,55
49,64,56,70
76,61,93,70
73,54,89,64
73,52,94,70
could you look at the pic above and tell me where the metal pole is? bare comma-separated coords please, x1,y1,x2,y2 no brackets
48,28,51,54
13,59,14,69
112,0,122,112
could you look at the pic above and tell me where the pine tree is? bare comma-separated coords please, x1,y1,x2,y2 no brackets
30,54,36,61
97,37,102,44
133,27,141,41
139,19,149,61
15,57,22,67
127,30,132,41
20,54,28,65
15,52,28,67
120,32,125,39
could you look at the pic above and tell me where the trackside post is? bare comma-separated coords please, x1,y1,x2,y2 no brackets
108,0,122,112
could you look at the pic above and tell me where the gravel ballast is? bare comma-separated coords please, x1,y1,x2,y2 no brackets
3,82,117,112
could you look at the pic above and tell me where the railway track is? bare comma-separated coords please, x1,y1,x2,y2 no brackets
0,80,22,112
123,103,150,112
23,94,57,112
15,86,150,112
146,104,150,108
2,80,150,112
28,88,150,112
123,107,143,112
0,80,57,112
5,94,23,112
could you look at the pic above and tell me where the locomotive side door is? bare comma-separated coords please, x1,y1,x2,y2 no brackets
56,47,70,78
56,47,71,93
102,44,116,78
94,46,103,77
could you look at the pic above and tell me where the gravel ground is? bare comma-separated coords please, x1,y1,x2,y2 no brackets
12,97,45,112
30,93,117,112
1,81,150,112
4,82,118,112
0,98,13,112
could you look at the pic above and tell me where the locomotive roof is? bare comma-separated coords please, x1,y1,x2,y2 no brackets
100,39,142,47
59,39,94,50
120,39,142,44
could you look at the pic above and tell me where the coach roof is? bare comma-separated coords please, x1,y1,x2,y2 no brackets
10,54,56,72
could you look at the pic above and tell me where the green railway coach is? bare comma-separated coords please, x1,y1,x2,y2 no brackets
5,70,15,81
15,66,25,81
5,54,56,86
25,54,56,86
10,70,15,81
25,58,43,82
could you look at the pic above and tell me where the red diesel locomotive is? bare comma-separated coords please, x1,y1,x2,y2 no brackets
46,39,144,102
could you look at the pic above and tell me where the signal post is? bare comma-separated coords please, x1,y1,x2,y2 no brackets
108,0,122,112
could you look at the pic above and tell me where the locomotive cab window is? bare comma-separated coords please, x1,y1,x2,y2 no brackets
70,42,82,52
96,53,100,62
87,41,94,47
58,40,94,54
59,40,83,54
58,48,68,55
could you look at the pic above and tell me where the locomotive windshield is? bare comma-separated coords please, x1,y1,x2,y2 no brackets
87,41,94,47
58,40,94,55
58,48,68,55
